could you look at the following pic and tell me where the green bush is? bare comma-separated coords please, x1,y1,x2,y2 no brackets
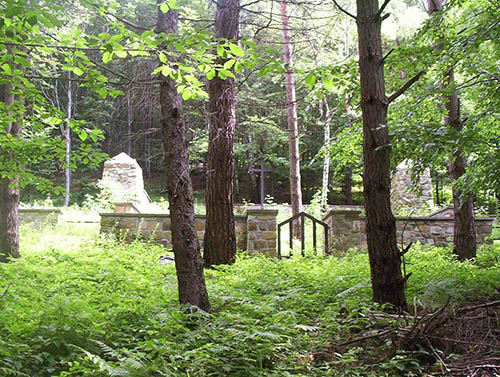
0,224,498,376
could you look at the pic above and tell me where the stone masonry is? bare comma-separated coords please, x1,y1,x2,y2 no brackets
100,153,149,206
246,209,279,257
323,208,495,251
391,160,433,214
100,207,278,256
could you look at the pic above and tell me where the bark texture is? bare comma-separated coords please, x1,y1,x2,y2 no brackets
356,0,407,310
156,6,210,310
280,1,303,237
0,82,20,262
203,0,240,267
427,0,477,260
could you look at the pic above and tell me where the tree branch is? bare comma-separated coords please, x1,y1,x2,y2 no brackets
387,71,424,104
331,0,356,20
377,0,391,18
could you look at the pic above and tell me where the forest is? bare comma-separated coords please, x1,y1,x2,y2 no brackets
0,0,499,375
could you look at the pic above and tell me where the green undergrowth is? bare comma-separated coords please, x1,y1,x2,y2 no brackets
0,224,499,376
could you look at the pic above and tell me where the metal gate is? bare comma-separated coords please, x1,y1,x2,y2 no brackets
277,212,329,258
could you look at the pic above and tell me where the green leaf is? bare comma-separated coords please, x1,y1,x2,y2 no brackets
305,73,317,89
216,45,225,58
223,59,235,70
229,43,244,57
102,51,113,63
72,67,84,76
159,2,169,13
98,88,108,98
167,0,179,9
78,130,88,141
234,61,242,74
182,90,192,100
206,69,216,80
115,50,127,58
322,77,334,91
161,66,172,77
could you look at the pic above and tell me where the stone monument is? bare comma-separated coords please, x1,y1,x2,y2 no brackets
391,160,433,214
100,152,149,207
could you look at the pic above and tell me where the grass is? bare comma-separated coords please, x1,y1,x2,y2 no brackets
0,222,499,376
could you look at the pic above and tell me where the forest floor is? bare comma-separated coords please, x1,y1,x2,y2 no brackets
0,221,499,376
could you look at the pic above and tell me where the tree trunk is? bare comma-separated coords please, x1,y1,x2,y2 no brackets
342,165,354,204
0,82,20,262
356,0,407,310
203,0,240,267
320,97,331,212
156,5,210,311
280,1,303,237
426,0,477,260
63,71,72,207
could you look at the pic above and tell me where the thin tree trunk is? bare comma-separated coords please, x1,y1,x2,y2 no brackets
127,90,133,156
64,71,72,207
320,97,331,212
356,0,407,310
0,81,20,262
426,0,476,260
203,0,239,267
156,4,210,310
280,1,303,237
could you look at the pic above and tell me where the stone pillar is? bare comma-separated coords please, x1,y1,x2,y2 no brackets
100,152,149,206
323,209,365,252
246,208,278,257
391,159,433,214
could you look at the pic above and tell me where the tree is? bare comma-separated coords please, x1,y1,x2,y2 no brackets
203,0,240,267
280,1,303,236
156,2,210,310
426,0,476,260
0,76,22,262
348,0,423,309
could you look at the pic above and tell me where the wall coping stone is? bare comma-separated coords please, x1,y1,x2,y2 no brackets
20,208,62,214
246,209,279,216
100,212,248,220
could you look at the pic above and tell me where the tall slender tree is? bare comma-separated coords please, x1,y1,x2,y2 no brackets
426,0,477,261
203,0,240,267
280,0,303,237
156,3,210,310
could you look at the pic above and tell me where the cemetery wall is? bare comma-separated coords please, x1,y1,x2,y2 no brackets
19,208,62,226
323,209,495,251
100,207,278,256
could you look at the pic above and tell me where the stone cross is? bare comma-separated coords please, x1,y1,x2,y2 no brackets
249,161,273,205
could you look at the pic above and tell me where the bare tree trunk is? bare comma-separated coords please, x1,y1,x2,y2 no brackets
426,0,477,260
203,0,239,267
63,71,72,207
127,89,133,156
320,97,331,212
156,5,210,311
280,1,303,237
356,0,407,310
0,81,20,262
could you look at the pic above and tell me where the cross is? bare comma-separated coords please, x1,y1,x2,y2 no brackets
248,161,273,205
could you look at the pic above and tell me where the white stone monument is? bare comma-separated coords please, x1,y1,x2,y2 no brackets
391,160,434,214
100,152,149,207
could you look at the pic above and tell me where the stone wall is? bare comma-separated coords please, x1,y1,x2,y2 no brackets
19,208,62,226
323,208,495,251
100,208,278,256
